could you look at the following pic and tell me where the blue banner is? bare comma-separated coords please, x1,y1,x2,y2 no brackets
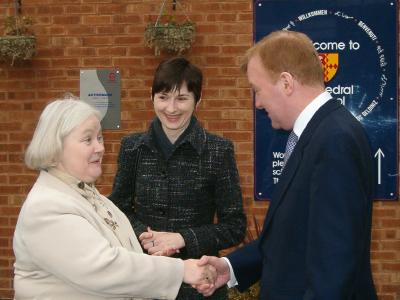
254,0,398,200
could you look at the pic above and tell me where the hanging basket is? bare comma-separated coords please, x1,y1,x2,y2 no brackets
0,35,36,65
144,0,195,56
1,15,36,66
144,21,195,56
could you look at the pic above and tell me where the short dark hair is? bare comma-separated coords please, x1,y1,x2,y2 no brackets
151,57,203,103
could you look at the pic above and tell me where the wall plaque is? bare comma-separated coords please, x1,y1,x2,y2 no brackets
80,69,121,129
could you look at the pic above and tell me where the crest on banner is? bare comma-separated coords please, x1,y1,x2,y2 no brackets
319,53,339,82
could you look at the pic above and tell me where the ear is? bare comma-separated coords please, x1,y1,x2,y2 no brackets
279,72,295,95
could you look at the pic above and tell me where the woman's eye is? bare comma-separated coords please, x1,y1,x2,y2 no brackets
97,135,104,143
157,94,168,100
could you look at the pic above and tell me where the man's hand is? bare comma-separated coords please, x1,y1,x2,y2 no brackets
183,259,216,288
193,255,231,297
139,227,185,256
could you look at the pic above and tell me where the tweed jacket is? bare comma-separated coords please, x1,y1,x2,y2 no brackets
110,118,246,299
13,170,184,300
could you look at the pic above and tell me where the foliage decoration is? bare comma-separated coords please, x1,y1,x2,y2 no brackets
0,15,36,66
144,21,195,56
144,0,195,56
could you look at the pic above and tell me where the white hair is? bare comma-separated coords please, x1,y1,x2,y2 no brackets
25,96,101,170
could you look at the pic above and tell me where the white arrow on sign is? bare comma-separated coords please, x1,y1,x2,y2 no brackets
374,148,385,185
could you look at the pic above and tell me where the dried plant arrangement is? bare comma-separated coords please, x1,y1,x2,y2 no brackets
144,0,195,56
0,15,36,65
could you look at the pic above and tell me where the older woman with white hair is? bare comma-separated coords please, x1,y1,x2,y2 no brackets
13,96,215,300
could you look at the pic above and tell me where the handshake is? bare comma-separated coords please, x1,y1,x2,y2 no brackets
183,256,230,297
140,228,231,295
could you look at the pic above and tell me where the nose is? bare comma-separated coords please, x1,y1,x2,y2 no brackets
165,98,178,113
95,139,105,154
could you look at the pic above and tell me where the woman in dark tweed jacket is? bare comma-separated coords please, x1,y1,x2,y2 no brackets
110,57,246,300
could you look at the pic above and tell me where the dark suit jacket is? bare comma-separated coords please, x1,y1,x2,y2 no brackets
228,100,377,300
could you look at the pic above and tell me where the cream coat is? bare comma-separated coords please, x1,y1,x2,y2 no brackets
13,171,184,300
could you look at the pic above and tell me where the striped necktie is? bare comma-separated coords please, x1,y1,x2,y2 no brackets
283,131,298,167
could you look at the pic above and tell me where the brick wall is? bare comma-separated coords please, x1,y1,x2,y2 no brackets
0,1,398,299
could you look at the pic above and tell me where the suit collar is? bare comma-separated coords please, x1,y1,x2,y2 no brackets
261,99,343,234
293,91,332,138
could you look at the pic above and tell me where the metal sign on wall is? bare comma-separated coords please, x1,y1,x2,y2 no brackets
80,69,121,129
254,0,398,200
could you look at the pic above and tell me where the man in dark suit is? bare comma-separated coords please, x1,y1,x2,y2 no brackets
196,30,377,300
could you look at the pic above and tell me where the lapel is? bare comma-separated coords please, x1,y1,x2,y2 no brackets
260,99,343,237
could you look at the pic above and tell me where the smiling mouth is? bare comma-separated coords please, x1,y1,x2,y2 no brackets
165,115,180,121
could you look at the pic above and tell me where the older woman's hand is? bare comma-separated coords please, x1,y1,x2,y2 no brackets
183,259,216,287
139,227,185,256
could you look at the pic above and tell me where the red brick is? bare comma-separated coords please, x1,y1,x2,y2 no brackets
208,78,237,87
97,4,126,14
205,56,236,65
65,5,95,14
113,36,142,45
66,48,96,57
67,25,96,35
0,258,11,267
381,263,400,272
196,111,222,120
371,251,397,260
207,120,237,130
97,47,127,56
381,219,400,227
82,36,113,46
223,132,252,141
83,15,112,25
113,15,141,24
53,15,81,25
37,5,64,15
82,58,112,67
221,110,252,120
8,175,37,185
